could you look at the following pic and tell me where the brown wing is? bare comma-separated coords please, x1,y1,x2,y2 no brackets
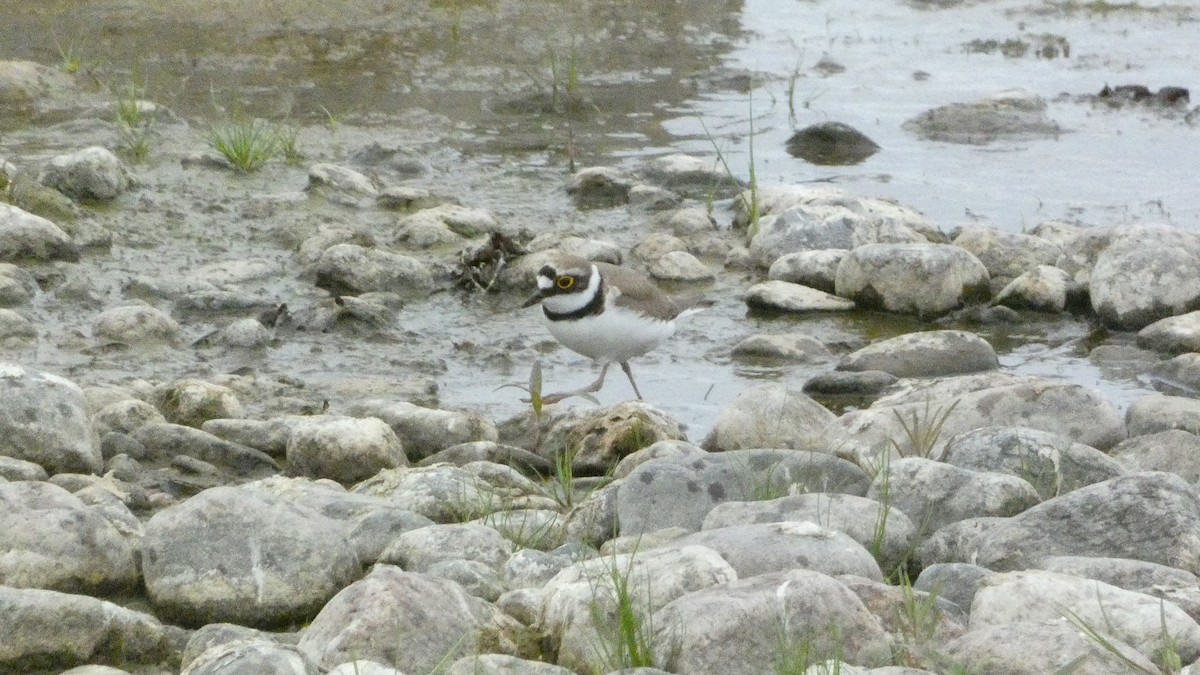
595,262,687,321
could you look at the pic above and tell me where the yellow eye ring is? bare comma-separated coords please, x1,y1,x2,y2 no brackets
556,276,574,290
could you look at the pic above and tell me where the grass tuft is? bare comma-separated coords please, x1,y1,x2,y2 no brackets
209,116,279,172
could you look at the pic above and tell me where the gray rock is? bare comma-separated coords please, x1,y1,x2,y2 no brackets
730,332,833,362
1054,226,1116,286
92,303,181,345
311,243,434,296
640,154,735,198
499,401,684,474
0,481,139,592
0,202,79,263
181,639,318,675
767,249,847,293
0,586,170,673
154,378,244,428
743,279,856,312
286,415,406,483
914,562,994,614
647,250,714,281
297,565,525,673
617,449,870,537
666,207,718,238
92,398,166,436
902,89,1063,144
945,618,1157,674
1126,394,1200,437
868,457,1041,535
995,264,1088,313
394,204,496,249
379,522,513,572
0,262,38,306
1109,430,1200,483
1138,310,1200,354
835,243,991,318
627,183,681,211
785,121,880,165
1028,220,1086,248
40,146,132,200
0,60,78,106
971,570,1200,665
352,464,524,523
838,330,998,378
143,485,362,627
0,456,48,481
245,475,433,565
835,379,1126,466
963,472,1200,574
652,569,893,673
1150,353,1200,394
181,623,278,670
327,661,403,675
1090,225,1200,330
915,517,1007,569
419,441,552,476
503,548,573,590
306,163,377,196
566,166,634,208
445,654,573,675
0,362,100,474
425,558,506,601
131,422,279,475
952,225,1062,288
630,232,689,264
470,507,564,552
562,478,621,548
1036,555,1200,602
200,417,294,457
537,545,735,673
802,370,899,397
702,493,917,572
343,400,497,462
701,383,838,452
942,426,1125,499
0,307,34,340
744,185,937,262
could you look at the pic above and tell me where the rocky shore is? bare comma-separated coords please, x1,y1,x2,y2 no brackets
6,54,1200,675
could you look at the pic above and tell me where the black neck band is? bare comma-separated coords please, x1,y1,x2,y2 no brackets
544,277,605,321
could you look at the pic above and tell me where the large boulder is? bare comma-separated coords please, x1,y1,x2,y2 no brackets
701,384,837,452
0,202,79,263
0,481,139,592
0,586,171,674
835,243,990,318
0,362,100,474
652,569,892,673
747,186,935,266
1090,225,1200,330
297,565,529,673
142,486,362,627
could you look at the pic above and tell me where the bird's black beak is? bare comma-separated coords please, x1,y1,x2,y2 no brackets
521,289,546,308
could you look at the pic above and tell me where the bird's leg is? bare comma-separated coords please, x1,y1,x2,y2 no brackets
619,360,644,400
542,363,610,404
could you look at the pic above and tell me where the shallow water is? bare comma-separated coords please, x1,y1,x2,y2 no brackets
1,0,1194,440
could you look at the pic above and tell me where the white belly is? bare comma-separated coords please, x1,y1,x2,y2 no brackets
546,307,676,363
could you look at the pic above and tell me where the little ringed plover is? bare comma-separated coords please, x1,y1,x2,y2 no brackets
521,254,703,403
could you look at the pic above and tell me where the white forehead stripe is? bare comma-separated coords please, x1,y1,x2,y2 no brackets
536,275,555,290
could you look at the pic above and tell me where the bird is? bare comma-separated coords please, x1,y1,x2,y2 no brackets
521,254,704,403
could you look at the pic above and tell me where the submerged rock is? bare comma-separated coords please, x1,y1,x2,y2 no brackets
785,121,880,165
837,330,998,378
903,89,1064,144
